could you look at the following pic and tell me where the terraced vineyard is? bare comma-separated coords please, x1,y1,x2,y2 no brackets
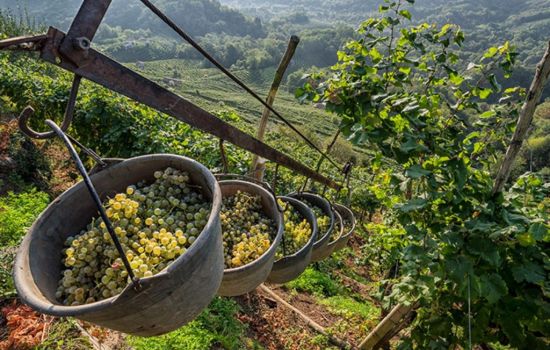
130,59,339,137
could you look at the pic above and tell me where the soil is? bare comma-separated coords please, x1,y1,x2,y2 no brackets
79,322,131,350
236,289,342,350
40,139,79,197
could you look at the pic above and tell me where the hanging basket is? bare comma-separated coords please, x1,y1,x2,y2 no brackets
332,204,356,252
266,196,317,284
217,179,283,297
286,192,335,262
14,154,224,336
312,208,344,261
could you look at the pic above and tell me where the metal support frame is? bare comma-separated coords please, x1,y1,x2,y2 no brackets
0,0,341,190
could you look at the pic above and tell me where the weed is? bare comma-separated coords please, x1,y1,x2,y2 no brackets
285,268,342,297
0,246,17,298
0,188,49,246
318,296,379,321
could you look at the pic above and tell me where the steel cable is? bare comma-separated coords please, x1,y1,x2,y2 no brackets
138,0,342,171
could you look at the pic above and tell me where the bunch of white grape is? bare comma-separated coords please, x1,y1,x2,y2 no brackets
276,199,312,259
220,190,275,268
57,167,211,306
302,200,330,240
341,216,353,234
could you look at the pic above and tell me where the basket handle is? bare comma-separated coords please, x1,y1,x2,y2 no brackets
18,75,81,139
290,189,336,213
29,118,142,291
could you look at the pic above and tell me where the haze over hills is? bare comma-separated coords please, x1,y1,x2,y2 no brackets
0,0,265,37
2,0,549,64
1,0,548,95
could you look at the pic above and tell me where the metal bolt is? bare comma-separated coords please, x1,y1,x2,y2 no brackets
73,37,91,51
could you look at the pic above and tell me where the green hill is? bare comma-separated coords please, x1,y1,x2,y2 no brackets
0,0,265,37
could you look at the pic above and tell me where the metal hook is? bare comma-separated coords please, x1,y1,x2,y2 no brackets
219,139,229,173
18,101,109,172
18,75,82,139
271,164,280,193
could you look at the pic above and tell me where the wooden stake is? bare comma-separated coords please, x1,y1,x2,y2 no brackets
258,284,351,349
492,41,550,194
358,303,416,350
251,36,300,180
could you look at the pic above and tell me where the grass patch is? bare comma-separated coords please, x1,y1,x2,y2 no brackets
128,297,247,350
285,267,342,297
0,188,49,246
318,296,380,321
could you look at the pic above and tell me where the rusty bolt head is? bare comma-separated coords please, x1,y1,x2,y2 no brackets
73,37,91,51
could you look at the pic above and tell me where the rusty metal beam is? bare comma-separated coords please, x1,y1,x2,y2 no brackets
59,0,112,66
37,27,340,190
0,34,47,50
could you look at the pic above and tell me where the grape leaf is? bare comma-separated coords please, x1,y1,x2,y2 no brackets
528,223,548,241
399,198,428,212
512,262,545,284
405,165,431,179
479,273,507,304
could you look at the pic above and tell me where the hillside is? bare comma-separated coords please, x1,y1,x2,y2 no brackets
220,0,550,66
0,0,265,37
131,59,338,136
1,2,549,349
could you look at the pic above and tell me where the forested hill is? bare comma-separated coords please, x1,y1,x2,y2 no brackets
2,0,548,97
0,0,265,38
3,0,549,68
221,0,550,66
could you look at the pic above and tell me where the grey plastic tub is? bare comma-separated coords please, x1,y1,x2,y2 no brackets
287,192,335,262
266,196,317,284
332,204,356,252
217,180,283,296
14,154,224,336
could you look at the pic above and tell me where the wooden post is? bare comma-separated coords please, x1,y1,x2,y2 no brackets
492,41,550,195
251,36,300,180
359,304,416,350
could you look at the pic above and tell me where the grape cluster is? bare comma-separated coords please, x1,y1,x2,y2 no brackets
302,200,331,240
221,191,275,268
276,199,312,259
341,217,353,235
57,167,211,306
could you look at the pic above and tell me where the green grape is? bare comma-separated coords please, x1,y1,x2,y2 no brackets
275,199,312,260
57,167,211,305
221,191,276,268
301,199,331,240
